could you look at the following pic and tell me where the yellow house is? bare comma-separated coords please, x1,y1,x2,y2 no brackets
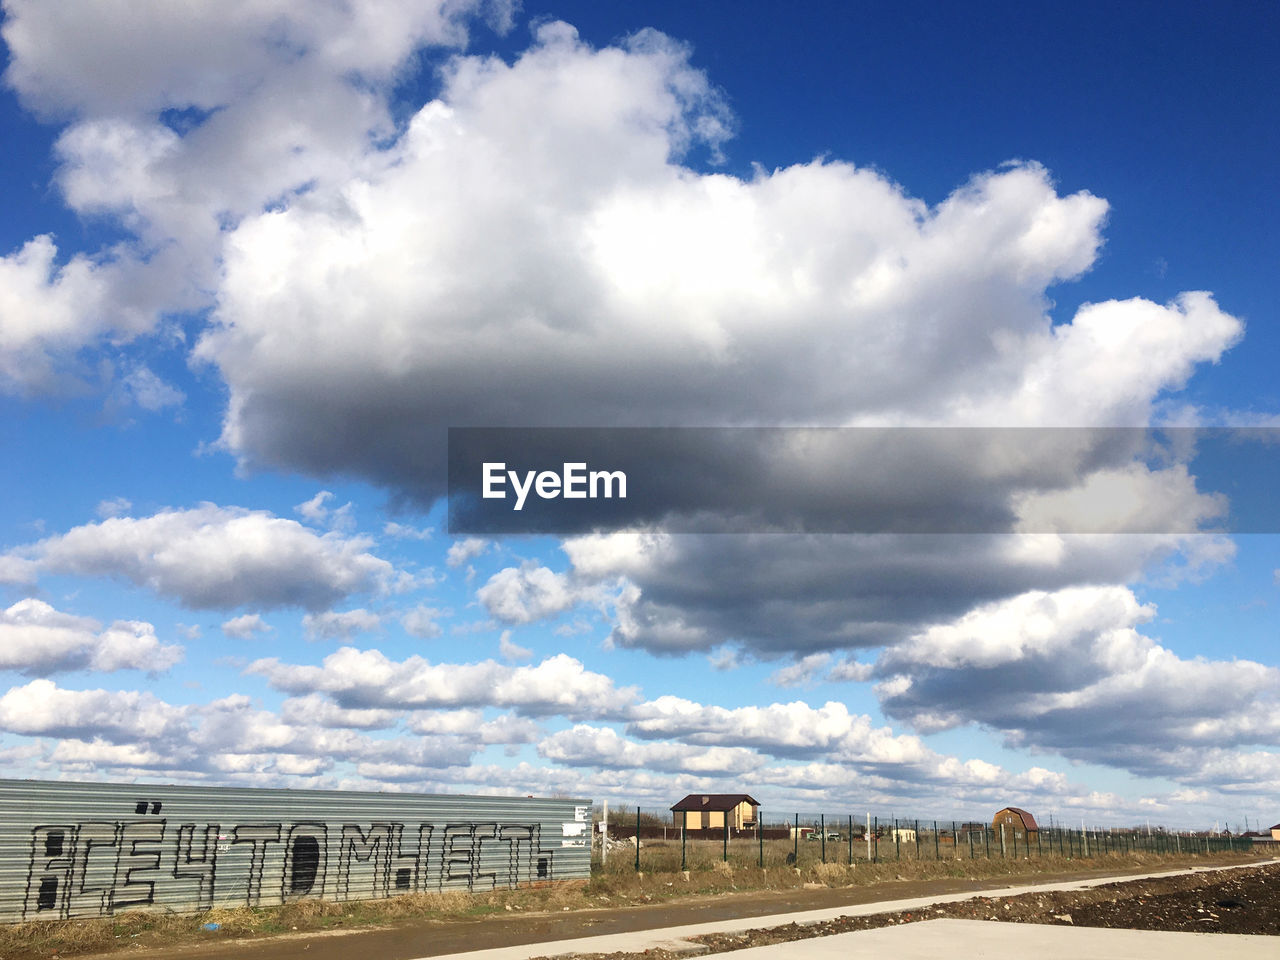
671,793,760,831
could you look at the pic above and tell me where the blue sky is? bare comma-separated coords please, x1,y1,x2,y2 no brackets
0,1,1277,830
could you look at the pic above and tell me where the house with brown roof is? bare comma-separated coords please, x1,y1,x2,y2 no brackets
1271,822,1280,841
992,806,1039,841
671,793,759,831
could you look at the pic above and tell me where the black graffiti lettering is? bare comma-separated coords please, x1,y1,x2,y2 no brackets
473,824,497,891
282,823,326,900
173,824,219,911
443,823,499,891
23,825,77,919
498,824,540,888
417,824,436,892
18,816,573,918
44,830,65,858
231,824,282,907
387,822,422,895
442,824,473,889
115,821,165,910
337,822,404,900
36,878,58,911
69,822,121,917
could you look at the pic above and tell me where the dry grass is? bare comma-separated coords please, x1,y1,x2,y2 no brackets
0,848,1263,960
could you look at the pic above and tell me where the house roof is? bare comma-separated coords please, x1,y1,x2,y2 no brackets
670,793,760,812
1270,823,1280,831
995,806,1039,831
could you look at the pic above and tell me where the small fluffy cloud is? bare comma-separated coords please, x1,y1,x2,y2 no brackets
95,497,132,519
769,653,832,688
498,629,533,662
446,537,490,567
221,613,270,640
10,503,395,611
477,564,586,624
118,364,184,411
294,491,354,531
400,605,445,639
303,608,381,641
278,694,400,731
384,522,433,541
0,235,153,395
0,598,182,674
539,724,766,776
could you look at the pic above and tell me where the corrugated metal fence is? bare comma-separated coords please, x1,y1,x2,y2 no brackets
0,779,590,923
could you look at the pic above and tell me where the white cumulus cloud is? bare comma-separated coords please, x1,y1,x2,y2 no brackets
0,598,182,674
10,503,395,611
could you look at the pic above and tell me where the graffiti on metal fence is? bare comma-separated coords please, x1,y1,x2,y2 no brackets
23,813,556,919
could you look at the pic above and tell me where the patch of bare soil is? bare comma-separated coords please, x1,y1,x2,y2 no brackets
538,862,1280,959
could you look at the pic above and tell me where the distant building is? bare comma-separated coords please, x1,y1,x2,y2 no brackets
1271,822,1280,841
992,807,1039,841
671,793,759,831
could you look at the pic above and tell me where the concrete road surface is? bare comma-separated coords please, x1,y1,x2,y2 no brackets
422,860,1278,960
718,919,1279,959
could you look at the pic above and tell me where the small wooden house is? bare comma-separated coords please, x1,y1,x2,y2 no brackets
992,806,1039,841
671,793,759,831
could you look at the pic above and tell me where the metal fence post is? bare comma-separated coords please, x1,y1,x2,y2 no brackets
635,806,641,871
723,816,729,862
794,813,799,864
848,815,853,864
821,814,826,864
759,809,764,867
934,820,939,860
873,816,879,862
681,810,687,871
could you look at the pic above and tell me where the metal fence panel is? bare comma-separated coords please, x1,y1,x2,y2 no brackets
0,778,590,923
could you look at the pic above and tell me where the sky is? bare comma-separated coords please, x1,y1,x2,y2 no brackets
0,0,1277,831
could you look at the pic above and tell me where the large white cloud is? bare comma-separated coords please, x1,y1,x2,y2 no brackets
0,598,183,674
0,679,190,743
246,648,639,719
10,503,395,611
189,22,1242,502
0,0,510,393
873,585,1280,777
552,530,1232,656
